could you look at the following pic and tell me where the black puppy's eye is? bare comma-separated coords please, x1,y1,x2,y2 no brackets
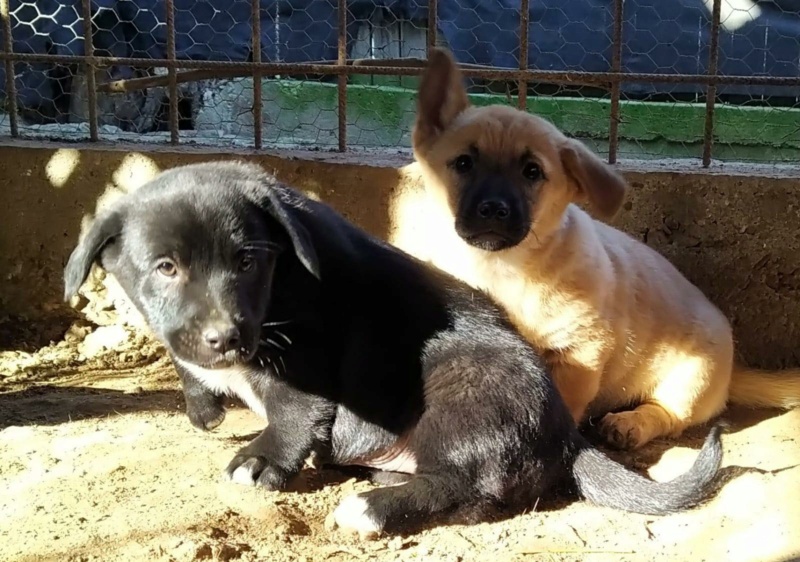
454,154,473,174
239,255,256,273
523,162,543,181
156,259,178,278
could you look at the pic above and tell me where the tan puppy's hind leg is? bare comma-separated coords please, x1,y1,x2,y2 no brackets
599,351,731,450
552,363,602,425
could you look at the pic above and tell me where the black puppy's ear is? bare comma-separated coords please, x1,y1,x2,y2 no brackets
63,208,124,301
261,188,321,280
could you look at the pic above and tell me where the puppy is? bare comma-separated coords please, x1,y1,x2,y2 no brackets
64,161,722,538
395,47,800,451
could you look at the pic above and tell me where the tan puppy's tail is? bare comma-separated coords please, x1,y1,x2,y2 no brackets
729,366,800,409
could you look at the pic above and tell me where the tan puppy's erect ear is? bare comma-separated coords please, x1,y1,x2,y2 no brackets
413,48,470,149
559,139,627,220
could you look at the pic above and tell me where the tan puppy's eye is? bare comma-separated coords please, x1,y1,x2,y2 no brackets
523,162,543,181
156,259,178,278
454,154,473,174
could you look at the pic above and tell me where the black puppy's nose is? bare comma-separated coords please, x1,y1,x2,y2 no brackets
477,199,511,221
203,325,241,353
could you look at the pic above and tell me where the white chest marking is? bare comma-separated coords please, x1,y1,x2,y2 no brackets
175,359,268,419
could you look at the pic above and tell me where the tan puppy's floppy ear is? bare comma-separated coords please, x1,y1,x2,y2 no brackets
413,48,470,149
559,139,627,220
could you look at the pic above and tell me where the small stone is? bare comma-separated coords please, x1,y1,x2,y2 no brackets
664,216,680,231
193,543,213,560
274,514,310,537
215,543,251,561
77,325,129,358
64,321,94,344
206,527,228,540
388,536,408,551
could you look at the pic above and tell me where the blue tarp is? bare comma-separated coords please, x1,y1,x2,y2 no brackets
2,0,799,121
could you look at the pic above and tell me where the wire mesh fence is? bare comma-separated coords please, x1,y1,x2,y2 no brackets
1,0,799,165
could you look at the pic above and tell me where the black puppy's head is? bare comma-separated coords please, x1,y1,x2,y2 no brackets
63,162,319,369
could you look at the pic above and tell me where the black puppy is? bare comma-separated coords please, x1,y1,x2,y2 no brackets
64,162,722,538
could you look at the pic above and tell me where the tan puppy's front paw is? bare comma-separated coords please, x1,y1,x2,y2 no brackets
599,411,648,450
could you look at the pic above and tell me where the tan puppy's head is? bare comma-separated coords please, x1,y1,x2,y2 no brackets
413,48,628,252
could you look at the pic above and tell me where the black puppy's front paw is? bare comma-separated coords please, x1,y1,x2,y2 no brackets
186,402,226,432
224,451,294,490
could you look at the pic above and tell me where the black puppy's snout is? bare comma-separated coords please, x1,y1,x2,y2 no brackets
477,199,511,221
203,325,241,354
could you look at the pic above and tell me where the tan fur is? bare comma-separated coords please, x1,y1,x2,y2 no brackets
394,48,800,449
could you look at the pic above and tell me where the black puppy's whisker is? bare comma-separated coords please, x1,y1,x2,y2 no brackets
260,338,286,352
257,351,284,378
262,320,293,328
266,355,285,378
242,240,282,252
274,330,293,345
242,247,280,254
243,238,281,245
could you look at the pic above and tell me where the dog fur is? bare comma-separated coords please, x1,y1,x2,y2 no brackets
64,161,722,537
395,47,800,450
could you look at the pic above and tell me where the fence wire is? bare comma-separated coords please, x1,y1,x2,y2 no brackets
1,0,799,165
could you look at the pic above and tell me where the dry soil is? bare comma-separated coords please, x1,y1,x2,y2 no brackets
1,316,799,562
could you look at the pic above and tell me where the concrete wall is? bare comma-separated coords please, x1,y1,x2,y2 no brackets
1,142,798,369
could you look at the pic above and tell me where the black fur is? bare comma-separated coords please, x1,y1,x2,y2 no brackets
63,162,723,537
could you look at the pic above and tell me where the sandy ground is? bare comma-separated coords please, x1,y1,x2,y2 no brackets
2,316,800,562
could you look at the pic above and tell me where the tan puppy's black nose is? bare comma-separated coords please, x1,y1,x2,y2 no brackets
477,199,511,221
203,325,241,353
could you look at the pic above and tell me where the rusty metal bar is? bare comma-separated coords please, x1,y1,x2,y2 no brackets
427,0,438,51
517,0,529,110
165,0,179,144
351,57,500,69
0,0,18,137
337,0,347,152
252,0,262,149
608,0,624,164
3,52,799,88
98,57,563,93
702,0,722,167
81,0,99,141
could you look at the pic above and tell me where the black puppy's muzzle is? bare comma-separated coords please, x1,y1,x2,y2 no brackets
203,324,241,354
169,317,259,369
455,177,530,252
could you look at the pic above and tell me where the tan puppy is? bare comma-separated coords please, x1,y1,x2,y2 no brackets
392,47,800,450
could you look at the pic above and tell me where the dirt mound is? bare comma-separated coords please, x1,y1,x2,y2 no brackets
2,316,799,562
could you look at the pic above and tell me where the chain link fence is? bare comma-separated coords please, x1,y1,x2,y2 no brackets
1,0,799,165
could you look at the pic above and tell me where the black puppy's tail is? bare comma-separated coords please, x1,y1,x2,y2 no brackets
570,425,723,515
